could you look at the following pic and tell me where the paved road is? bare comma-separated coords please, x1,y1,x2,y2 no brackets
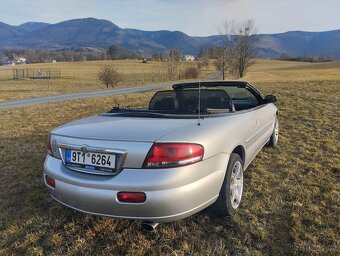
0,72,222,110
0,83,173,110
209,71,223,80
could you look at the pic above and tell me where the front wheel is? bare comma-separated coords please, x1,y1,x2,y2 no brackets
212,153,244,216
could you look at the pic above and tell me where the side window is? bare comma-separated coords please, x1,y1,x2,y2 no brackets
223,86,260,110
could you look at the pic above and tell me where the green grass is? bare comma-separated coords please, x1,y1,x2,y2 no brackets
0,60,339,255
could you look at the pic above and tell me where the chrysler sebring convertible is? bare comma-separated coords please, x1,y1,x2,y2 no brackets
44,81,278,227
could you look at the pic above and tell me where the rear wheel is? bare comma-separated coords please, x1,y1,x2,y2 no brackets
213,153,244,216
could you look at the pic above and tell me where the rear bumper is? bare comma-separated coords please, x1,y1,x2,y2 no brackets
43,153,228,222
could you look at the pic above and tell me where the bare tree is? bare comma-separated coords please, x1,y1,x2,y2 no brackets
98,65,122,88
215,19,257,79
214,47,232,80
214,21,235,80
166,50,181,80
233,19,257,78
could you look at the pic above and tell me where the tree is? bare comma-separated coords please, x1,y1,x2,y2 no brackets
215,19,257,79
214,46,232,80
107,44,140,60
213,21,235,80
152,52,168,61
107,45,120,60
98,65,122,88
166,50,181,80
233,19,257,78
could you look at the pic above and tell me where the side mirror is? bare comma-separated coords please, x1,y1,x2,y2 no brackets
264,95,277,103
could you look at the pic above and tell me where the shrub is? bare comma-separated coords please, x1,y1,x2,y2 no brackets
98,65,122,88
184,67,199,79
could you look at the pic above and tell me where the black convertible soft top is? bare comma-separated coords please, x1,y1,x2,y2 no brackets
172,81,247,89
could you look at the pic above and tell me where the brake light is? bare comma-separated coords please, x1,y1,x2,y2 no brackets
143,143,204,168
47,134,52,155
117,192,146,203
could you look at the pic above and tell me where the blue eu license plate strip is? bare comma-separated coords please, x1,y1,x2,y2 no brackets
65,149,71,163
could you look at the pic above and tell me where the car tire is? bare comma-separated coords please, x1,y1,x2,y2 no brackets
212,153,244,217
267,116,279,147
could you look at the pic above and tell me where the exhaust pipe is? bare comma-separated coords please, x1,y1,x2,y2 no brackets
141,221,159,231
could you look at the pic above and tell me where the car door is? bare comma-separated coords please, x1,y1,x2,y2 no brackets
223,85,275,167
250,104,275,149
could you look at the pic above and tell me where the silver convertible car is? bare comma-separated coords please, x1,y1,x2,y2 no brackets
44,81,278,229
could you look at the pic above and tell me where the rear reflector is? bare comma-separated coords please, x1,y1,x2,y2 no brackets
117,192,146,203
143,143,204,168
45,175,55,188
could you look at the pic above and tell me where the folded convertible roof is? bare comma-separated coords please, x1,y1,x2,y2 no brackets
172,81,249,90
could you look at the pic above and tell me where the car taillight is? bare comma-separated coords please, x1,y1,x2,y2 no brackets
143,143,204,168
47,134,52,155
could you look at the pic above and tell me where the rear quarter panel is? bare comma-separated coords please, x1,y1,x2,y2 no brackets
158,103,277,169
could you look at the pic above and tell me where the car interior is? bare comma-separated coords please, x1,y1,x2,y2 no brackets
149,89,235,113
149,85,262,113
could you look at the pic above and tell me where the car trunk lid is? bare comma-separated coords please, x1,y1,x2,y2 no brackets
50,115,197,172
52,115,195,142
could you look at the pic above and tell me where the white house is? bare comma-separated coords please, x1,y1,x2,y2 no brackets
184,55,195,61
16,57,26,64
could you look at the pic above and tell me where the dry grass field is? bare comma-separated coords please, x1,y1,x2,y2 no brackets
0,60,339,255
0,60,213,103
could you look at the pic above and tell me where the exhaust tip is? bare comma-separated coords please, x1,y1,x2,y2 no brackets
141,221,159,231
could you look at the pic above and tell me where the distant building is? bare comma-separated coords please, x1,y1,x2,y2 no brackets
184,55,195,61
16,57,27,64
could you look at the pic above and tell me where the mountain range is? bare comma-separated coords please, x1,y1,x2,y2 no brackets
0,18,339,59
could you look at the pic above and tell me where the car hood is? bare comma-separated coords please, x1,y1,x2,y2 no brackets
52,115,197,142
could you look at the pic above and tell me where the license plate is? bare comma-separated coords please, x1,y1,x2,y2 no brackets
65,149,116,172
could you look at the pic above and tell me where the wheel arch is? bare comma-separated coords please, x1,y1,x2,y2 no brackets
231,145,245,166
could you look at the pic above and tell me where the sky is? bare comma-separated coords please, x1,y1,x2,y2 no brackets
0,0,339,36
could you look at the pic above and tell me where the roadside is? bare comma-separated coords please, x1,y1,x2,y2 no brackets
0,72,221,110
0,82,171,110
0,60,217,104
